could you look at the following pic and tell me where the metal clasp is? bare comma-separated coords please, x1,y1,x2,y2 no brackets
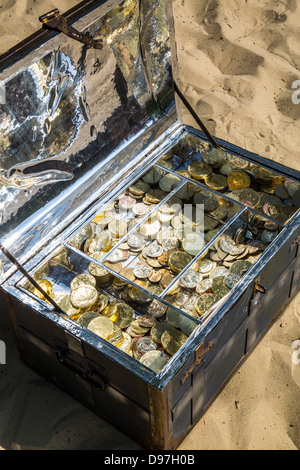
39,9,103,49
290,235,300,253
254,279,267,295
181,340,214,384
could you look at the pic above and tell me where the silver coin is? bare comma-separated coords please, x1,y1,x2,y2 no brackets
119,195,136,211
224,273,241,289
162,237,180,252
198,260,216,275
196,278,213,294
133,264,153,279
209,266,229,279
181,270,201,289
132,203,151,217
145,244,163,258
127,233,145,250
105,248,127,263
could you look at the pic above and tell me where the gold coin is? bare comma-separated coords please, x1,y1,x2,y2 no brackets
88,316,115,340
195,293,219,316
212,276,231,297
166,308,181,328
169,251,193,273
89,230,112,253
102,303,119,322
194,189,219,212
130,320,150,335
128,288,152,305
139,217,161,238
88,260,113,286
70,285,99,310
150,322,175,344
182,233,206,256
33,279,53,301
114,303,135,329
93,211,115,227
107,325,123,346
159,196,182,215
57,294,80,317
142,167,165,184
205,174,228,192
176,183,197,200
70,274,97,291
228,170,251,191
188,161,213,180
229,260,252,276
129,180,150,197
108,219,128,238
202,148,227,167
139,350,170,373
77,312,100,327
161,329,188,356
95,294,110,312
117,332,132,353
145,189,166,204
158,173,182,192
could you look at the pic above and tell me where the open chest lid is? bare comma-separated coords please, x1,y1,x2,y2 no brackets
0,0,182,280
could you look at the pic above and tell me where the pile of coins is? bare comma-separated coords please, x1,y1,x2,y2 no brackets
164,224,273,319
158,139,300,223
69,166,183,254
33,258,198,373
97,195,240,296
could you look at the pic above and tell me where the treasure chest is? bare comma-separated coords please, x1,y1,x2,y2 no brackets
1,0,300,451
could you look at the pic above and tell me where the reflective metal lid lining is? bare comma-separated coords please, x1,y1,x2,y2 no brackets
0,0,176,253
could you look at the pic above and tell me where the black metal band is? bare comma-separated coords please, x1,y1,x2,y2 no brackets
174,81,221,149
0,243,64,314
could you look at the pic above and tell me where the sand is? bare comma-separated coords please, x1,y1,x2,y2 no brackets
0,0,299,451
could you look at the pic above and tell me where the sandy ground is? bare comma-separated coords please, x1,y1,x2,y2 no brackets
0,0,299,451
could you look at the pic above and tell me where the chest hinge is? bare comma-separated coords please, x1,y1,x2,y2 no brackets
39,9,103,49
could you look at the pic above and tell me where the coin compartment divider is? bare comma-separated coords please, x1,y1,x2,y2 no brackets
66,147,291,327
161,209,289,328
154,162,297,228
92,179,188,262
70,182,245,300
158,205,248,298
62,148,187,250
64,204,248,323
